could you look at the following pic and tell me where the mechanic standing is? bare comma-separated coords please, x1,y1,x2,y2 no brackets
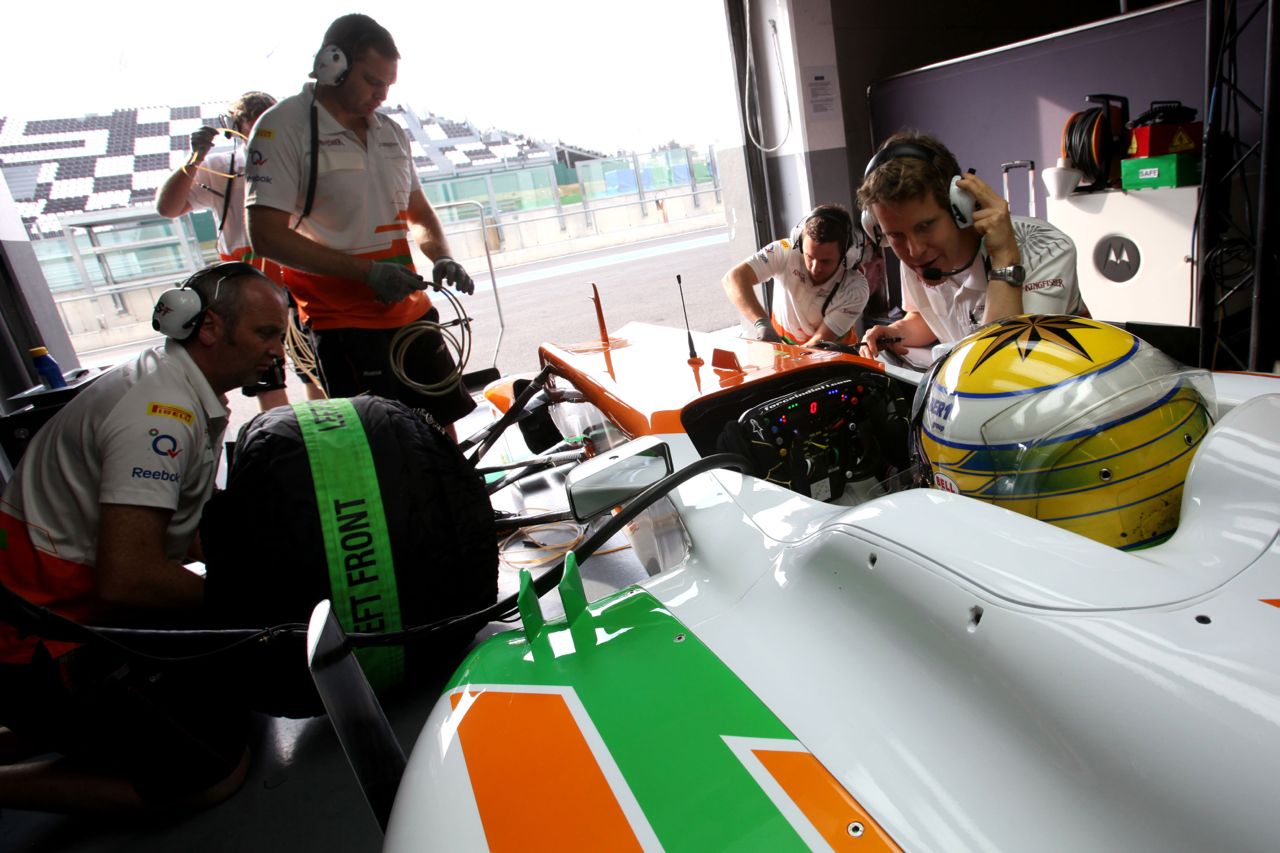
245,13,476,436
156,92,324,412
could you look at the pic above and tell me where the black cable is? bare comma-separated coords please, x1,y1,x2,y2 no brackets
485,455,583,497
0,578,305,664
460,364,554,461
493,509,577,534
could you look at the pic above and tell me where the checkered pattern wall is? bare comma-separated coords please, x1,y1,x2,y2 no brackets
1,103,578,238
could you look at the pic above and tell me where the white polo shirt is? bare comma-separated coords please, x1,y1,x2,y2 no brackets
185,148,249,258
244,83,429,330
3,340,228,570
0,340,227,661
902,215,1083,343
744,239,870,342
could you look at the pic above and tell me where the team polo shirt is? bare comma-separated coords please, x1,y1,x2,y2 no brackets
185,148,287,280
744,239,870,342
0,341,227,662
244,83,430,331
902,215,1084,344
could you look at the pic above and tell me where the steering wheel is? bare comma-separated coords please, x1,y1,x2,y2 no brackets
728,373,910,501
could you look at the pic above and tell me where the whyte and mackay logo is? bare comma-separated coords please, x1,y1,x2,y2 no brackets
1094,235,1141,283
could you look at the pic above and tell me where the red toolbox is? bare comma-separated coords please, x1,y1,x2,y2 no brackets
1127,122,1202,158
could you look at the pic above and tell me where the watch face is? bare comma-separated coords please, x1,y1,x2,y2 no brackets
992,264,1025,285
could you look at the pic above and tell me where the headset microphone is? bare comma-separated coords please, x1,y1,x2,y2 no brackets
921,241,983,282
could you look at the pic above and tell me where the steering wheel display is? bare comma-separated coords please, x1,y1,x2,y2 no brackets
736,377,897,501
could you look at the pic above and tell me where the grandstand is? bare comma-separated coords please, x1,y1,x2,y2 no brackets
0,101,721,358
0,101,607,240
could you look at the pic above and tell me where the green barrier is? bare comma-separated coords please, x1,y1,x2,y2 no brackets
293,399,404,687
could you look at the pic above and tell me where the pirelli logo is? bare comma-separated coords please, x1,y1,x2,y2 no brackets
147,402,194,425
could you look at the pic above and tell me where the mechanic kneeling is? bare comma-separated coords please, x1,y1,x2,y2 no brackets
0,263,287,815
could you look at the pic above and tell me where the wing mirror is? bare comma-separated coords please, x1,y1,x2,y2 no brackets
566,436,673,521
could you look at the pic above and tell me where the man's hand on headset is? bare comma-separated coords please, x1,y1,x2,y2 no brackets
431,257,474,295
366,262,424,304
189,126,219,165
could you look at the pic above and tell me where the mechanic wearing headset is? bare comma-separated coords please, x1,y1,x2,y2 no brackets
245,13,476,435
0,264,286,814
856,131,1087,359
722,203,873,346
156,91,325,412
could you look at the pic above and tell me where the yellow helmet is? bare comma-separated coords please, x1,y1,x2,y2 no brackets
915,315,1215,550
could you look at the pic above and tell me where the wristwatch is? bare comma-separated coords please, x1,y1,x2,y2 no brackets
988,264,1026,286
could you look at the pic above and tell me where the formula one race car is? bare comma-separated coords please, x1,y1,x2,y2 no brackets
311,314,1280,852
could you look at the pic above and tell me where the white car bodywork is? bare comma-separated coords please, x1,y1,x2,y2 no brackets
387,368,1280,851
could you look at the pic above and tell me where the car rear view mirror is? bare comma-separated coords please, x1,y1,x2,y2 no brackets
566,436,673,521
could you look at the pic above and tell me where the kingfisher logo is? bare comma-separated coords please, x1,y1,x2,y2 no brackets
149,428,182,458
250,149,267,166
1094,235,1141,283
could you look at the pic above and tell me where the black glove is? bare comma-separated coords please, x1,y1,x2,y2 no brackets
189,126,218,164
753,318,782,343
365,262,425,304
431,257,474,295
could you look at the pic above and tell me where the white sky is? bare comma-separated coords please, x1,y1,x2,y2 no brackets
4,1,743,153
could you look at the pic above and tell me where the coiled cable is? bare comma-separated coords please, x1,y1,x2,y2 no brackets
388,285,472,396
285,309,325,394
1062,107,1108,186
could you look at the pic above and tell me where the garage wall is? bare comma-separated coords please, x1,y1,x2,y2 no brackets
862,1,1223,214
833,0,1148,180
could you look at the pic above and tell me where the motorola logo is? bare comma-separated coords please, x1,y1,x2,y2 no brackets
1094,235,1140,283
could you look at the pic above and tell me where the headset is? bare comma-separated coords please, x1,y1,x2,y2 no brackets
303,41,352,222
860,140,976,247
151,261,263,341
786,205,864,316
790,205,857,259
313,43,350,87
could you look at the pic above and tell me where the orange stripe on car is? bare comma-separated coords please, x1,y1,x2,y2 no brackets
754,748,902,852
450,691,643,852
1263,599,1280,608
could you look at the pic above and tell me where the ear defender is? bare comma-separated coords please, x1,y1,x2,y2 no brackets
861,207,884,248
313,44,349,87
792,208,855,257
948,174,976,228
152,261,261,341
152,287,207,341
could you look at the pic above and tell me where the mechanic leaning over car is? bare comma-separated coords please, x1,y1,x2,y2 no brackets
0,263,287,815
722,203,876,347
245,13,476,437
856,131,1088,359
